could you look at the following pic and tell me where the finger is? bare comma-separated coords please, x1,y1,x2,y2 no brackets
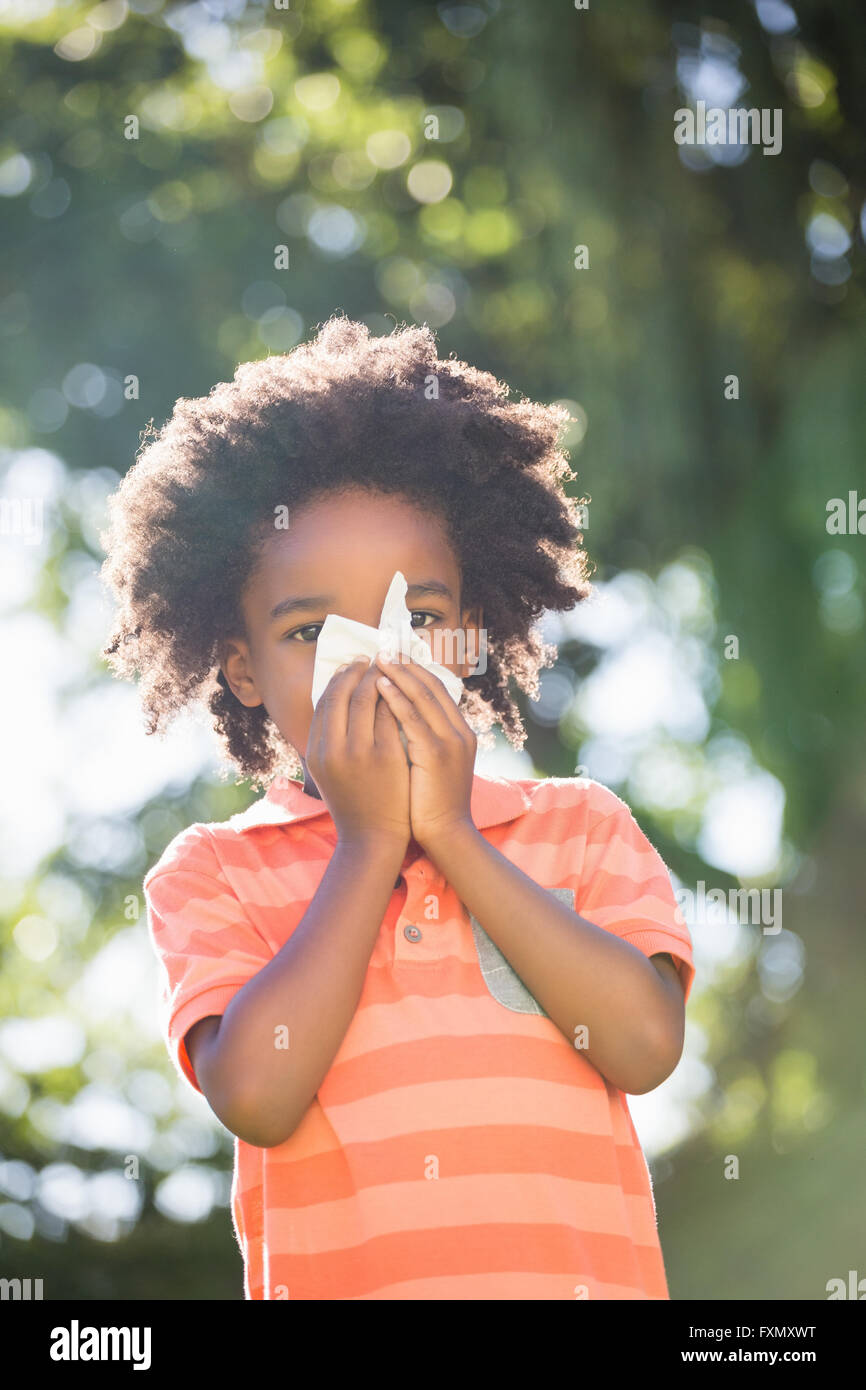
375,653,467,741
398,654,475,743
311,657,370,751
373,693,406,753
345,657,383,747
375,670,440,749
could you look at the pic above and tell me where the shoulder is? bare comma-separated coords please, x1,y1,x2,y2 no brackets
508,774,632,828
142,787,290,892
143,818,226,890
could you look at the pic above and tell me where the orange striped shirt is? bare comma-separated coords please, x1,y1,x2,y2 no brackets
143,772,694,1300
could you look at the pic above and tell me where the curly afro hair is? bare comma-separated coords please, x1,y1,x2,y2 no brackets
100,312,592,789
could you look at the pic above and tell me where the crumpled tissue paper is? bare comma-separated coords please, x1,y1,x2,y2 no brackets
311,570,464,753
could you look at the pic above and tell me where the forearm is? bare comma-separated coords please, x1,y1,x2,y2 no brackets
426,823,675,1094
211,834,406,1146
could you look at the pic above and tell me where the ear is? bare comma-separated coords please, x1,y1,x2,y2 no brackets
459,605,485,680
219,636,264,709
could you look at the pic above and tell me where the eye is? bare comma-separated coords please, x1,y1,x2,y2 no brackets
283,623,323,642
283,611,440,641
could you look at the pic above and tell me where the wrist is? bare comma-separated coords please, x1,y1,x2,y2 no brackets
336,830,408,859
417,817,478,858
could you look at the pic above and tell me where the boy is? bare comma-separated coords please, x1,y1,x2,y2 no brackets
101,312,694,1300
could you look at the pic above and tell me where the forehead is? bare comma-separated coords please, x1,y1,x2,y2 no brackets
243,489,460,607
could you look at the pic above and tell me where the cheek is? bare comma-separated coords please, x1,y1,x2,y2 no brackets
262,691,313,756
260,645,316,721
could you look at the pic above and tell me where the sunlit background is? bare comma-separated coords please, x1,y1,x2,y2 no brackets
1,0,865,1298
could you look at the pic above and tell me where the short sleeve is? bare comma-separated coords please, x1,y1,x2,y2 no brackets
143,825,275,1095
574,789,695,1005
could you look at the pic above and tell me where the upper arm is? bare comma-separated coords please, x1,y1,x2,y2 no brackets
185,1014,277,1147
651,951,681,984
649,952,686,1053
185,1016,222,1098
144,830,274,1105
572,787,696,1008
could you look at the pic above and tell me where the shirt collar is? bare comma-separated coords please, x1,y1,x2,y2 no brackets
227,770,531,833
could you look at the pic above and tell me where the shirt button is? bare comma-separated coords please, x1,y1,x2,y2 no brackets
403,925,422,943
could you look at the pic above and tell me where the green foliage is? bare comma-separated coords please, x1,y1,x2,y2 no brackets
1,0,864,1299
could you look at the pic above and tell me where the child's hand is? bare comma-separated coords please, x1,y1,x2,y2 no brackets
373,651,476,848
305,656,411,849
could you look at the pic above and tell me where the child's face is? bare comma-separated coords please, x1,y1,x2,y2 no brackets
219,489,483,793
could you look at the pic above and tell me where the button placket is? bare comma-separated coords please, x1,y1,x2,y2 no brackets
396,861,433,958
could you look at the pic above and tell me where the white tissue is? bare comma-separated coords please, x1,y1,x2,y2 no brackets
310,571,464,751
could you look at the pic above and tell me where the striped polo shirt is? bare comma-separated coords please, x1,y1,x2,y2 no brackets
143,771,694,1300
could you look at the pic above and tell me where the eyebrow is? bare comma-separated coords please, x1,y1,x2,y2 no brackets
269,580,454,622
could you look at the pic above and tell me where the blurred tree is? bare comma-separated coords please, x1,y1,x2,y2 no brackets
0,0,863,1297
